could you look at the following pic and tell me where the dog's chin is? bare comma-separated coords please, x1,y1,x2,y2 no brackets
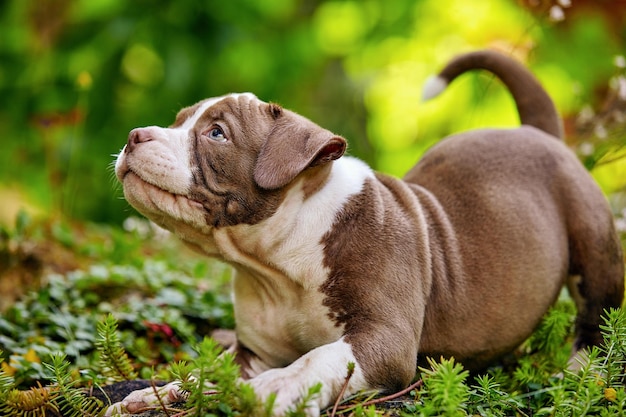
121,172,208,232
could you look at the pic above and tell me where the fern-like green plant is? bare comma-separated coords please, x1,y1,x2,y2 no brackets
171,337,268,416
597,307,626,386
96,313,138,382
44,353,103,417
1,382,57,417
512,302,575,390
526,303,574,361
417,357,469,417
0,351,59,417
562,347,604,415
468,373,524,417
537,309,626,417
0,355,13,404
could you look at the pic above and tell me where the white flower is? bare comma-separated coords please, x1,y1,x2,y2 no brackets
609,75,626,100
578,142,595,157
549,5,565,22
123,216,149,235
577,105,595,124
594,123,608,139
617,76,626,100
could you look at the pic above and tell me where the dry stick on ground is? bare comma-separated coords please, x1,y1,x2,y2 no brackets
360,379,424,407
150,379,191,417
151,379,172,417
331,379,425,415
329,363,356,417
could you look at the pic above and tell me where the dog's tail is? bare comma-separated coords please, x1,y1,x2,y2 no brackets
422,50,563,139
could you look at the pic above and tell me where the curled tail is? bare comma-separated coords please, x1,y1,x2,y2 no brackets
423,50,563,139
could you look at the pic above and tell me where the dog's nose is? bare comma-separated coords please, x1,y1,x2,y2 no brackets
126,128,153,152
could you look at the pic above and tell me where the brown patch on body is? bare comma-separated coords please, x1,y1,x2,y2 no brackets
320,176,431,391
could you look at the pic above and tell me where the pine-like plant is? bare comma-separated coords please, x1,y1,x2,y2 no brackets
3,295,626,416
597,307,626,386
0,350,58,417
96,313,138,382
44,353,103,417
468,374,524,417
417,357,469,416
170,337,270,416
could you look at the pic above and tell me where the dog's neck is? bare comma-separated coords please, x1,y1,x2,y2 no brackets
172,156,373,290
210,157,373,287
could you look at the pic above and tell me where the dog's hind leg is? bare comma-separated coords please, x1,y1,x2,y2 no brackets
565,193,624,368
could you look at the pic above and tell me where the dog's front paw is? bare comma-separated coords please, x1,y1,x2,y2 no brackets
104,381,184,416
249,368,322,417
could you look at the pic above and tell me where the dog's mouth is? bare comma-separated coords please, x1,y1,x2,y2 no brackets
121,169,205,211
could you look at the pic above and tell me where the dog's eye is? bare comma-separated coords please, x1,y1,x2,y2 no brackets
206,127,227,142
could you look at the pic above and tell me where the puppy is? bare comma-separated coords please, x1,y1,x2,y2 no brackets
110,50,624,416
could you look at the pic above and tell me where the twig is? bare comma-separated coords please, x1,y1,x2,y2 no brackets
330,363,355,417
151,379,172,417
132,405,185,415
360,379,423,407
334,379,424,413
171,406,195,417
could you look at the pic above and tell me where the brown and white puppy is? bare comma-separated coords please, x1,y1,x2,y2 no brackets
109,50,624,416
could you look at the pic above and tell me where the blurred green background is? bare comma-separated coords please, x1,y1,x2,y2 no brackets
1,0,625,227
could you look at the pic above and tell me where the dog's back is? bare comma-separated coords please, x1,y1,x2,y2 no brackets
404,51,624,369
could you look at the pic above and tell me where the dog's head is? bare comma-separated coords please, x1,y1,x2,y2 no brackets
115,93,346,237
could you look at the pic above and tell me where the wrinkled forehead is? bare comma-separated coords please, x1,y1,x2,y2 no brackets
171,92,260,129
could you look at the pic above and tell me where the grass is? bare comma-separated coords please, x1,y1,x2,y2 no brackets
1,211,625,416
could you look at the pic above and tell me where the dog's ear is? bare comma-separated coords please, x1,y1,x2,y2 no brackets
254,106,346,190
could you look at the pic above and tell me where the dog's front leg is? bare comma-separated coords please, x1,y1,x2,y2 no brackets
248,337,368,416
103,339,365,417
